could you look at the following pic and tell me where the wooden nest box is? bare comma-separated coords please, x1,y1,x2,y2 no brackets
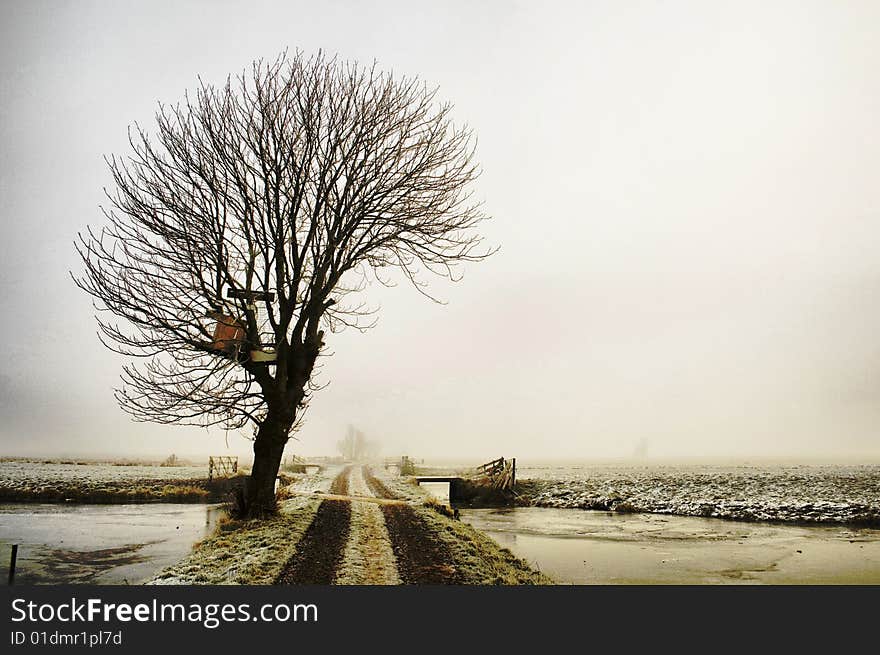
209,312,246,354
203,288,279,364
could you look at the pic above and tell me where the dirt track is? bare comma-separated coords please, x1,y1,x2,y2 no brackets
276,465,463,585
275,467,351,584
363,467,464,584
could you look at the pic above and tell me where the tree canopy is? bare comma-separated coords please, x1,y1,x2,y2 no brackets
76,51,491,433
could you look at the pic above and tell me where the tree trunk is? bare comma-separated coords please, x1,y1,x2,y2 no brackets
243,415,289,517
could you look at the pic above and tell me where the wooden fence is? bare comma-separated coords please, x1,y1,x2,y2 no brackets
208,456,238,480
473,456,516,491
383,456,416,475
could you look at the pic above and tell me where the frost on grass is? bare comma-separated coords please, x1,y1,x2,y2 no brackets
148,496,321,585
370,468,552,585
286,465,341,494
0,461,227,503
517,464,880,526
147,469,342,585
415,506,553,585
372,467,432,503
335,467,399,585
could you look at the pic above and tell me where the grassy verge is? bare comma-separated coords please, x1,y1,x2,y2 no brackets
415,502,553,585
0,477,245,504
374,472,553,585
147,496,322,585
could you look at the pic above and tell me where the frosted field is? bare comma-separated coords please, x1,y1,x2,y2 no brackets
0,461,209,493
517,464,880,525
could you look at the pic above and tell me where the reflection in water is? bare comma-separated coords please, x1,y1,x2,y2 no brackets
0,503,225,584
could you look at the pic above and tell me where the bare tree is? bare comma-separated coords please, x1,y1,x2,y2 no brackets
337,425,379,461
74,51,492,516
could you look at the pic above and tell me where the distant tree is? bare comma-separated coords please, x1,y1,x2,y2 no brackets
337,425,379,461
74,51,492,517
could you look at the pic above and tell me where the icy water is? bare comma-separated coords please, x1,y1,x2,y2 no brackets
0,503,224,584
517,464,880,525
461,507,880,584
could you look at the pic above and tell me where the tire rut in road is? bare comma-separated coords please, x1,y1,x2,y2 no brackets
275,466,351,585
363,467,464,585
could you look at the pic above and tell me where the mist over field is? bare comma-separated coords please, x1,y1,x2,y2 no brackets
2,1,880,463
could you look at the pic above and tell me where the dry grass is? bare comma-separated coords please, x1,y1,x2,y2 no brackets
0,484,211,503
423,497,456,518
275,484,296,503
0,474,246,504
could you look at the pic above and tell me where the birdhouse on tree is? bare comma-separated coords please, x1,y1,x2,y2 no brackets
207,311,246,354
203,287,278,364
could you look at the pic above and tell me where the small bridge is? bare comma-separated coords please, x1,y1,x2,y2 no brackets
413,476,462,484
413,457,517,504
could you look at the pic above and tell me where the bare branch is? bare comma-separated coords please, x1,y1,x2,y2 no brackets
73,51,493,514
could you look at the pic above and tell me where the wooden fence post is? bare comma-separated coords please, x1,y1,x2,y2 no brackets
8,544,18,586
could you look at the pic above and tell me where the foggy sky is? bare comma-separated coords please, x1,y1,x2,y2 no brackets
1,0,879,462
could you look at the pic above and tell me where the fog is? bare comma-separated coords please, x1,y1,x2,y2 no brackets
2,1,879,462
